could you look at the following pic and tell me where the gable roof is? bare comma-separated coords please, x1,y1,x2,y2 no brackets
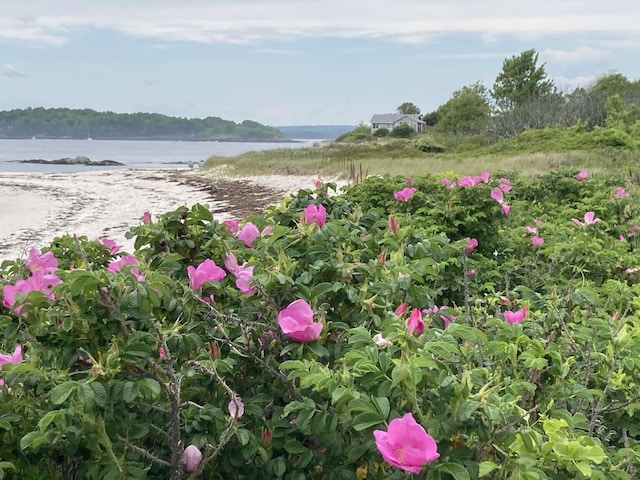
370,113,424,124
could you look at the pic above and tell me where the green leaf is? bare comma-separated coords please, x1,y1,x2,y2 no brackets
478,461,499,477
122,381,139,403
50,381,78,405
284,439,307,454
352,411,385,431
456,400,482,422
91,382,108,407
436,462,471,480
235,428,251,446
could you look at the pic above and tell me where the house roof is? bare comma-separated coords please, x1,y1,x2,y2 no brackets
370,113,424,124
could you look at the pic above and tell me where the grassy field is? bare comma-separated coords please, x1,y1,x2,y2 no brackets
204,133,640,181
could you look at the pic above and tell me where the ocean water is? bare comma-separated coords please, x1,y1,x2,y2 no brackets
0,138,316,173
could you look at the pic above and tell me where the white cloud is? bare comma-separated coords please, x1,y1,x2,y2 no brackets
552,75,599,92
1,63,27,77
0,0,638,45
542,46,610,64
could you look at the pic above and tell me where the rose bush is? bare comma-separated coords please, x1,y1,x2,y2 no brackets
1,171,640,479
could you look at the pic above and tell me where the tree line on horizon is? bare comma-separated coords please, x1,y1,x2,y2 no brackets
0,108,287,142
388,49,640,140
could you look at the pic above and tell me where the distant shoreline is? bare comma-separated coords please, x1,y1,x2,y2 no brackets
1,136,299,143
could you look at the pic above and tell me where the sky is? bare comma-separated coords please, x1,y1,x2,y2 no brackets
1,1,639,126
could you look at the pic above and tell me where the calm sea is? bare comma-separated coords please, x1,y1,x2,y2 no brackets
0,138,316,173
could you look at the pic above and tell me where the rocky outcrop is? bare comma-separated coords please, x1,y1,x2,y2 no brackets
20,156,124,166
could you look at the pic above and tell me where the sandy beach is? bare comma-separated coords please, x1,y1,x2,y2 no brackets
0,169,346,261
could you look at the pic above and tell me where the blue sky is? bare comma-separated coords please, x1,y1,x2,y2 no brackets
1,0,639,126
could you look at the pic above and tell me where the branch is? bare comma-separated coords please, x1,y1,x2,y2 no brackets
118,436,171,467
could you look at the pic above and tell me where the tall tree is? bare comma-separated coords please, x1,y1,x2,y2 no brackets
590,73,632,95
492,49,555,110
396,102,421,115
436,82,491,135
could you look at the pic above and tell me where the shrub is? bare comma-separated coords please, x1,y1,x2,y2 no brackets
389,124,416,138
2,172,640,479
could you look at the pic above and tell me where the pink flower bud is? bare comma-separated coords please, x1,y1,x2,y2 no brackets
182,444,203,472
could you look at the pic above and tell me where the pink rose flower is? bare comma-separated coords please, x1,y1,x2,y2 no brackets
504,305,528,324
393,187,417,202
373,412,439,474
277,299,323,342
303,204,327,228
407,308,424,335
187,259,226,290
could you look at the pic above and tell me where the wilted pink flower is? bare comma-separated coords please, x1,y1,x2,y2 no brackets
373,412,439,474
3,270,61,314
182,445,203,472
373,333,392,347
394,302,409,316
389,216,398,234
501,204,511,215
98,238,122,255
26,248,58,274
407,308,424,335
277,299,323,342
464,237,478,254
479,171,490,183
223,219,239,233
0,344,22,389
0,345,22,368
393,187,417,202
314,178,323,189
141,211,151,224
458,176,479,188
532,236,544,246
235,266,255,295
236,222,260,247
224,253,255,295
441,178,455,189
406,176,414,184
187,259,226,289
573,170,589,181
303,204,327,227
625,268,638,274
620,235,627,242
504,305,528,324
573,211,601,227
525,226,537,234
615,187,629,199
108,255,139,273
228,396,245,419
534,218,543,226
490,187,504,204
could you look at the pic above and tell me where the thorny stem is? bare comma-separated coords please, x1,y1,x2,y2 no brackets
152,323,183,480
118,436,171,468
186,360,242,478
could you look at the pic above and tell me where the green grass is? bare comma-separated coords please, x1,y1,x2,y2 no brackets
203,126,640,180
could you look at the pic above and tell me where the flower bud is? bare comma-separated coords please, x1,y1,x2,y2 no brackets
182,444,203,472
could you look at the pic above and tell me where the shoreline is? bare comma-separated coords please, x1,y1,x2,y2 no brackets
0,168,346,262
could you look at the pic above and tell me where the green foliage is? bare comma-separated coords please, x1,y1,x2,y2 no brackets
492,49,555,110
336,124,373,142
4,171,640,478
390,124,415,138
0,107,285,141
372,127,389,138
397,102,421,115
436,82,491,135
415,136,446,153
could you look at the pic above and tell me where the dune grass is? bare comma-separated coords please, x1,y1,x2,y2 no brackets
204,140,640,181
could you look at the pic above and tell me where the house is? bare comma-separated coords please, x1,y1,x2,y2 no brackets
370,113,426,134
